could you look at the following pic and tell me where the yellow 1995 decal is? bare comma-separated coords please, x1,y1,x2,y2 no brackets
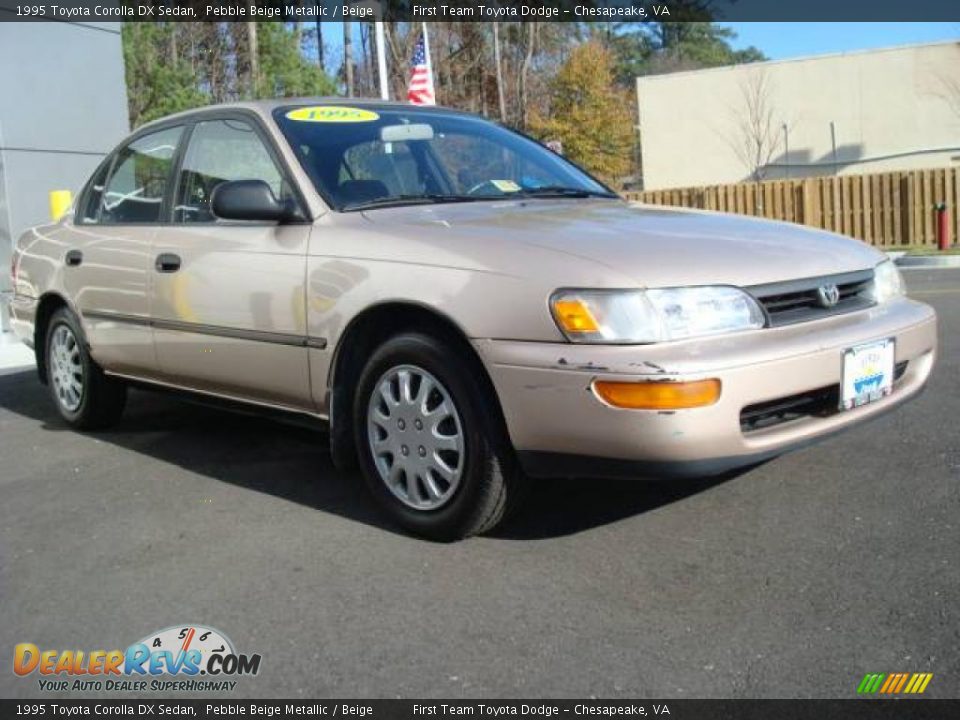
285,106,380,123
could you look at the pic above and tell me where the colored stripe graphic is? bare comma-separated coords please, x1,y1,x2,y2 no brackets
858,672,932,695
908,673,933,694
857,673,885,693
892,673,909,693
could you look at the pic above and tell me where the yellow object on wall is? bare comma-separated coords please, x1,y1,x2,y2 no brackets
49,190,73,221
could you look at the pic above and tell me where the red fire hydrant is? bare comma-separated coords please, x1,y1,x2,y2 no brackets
935,202,950,251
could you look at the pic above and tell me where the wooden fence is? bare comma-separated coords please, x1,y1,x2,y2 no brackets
623,167,960,248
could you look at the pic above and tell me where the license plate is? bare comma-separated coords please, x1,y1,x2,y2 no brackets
841,339,895,410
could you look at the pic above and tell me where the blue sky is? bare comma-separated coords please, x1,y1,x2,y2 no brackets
721,22,959,60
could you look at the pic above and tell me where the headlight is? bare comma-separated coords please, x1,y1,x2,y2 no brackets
869,259,905,304
550,286,765,344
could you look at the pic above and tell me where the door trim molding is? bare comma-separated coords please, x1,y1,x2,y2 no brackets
82,310,327,349
105,369,329,422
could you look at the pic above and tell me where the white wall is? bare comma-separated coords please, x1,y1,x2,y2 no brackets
637,41,960,191
0,20,129,291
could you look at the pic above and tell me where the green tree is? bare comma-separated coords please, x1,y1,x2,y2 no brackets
529,42,635,186
253,22,337,98
610,22,766,83
123,22,337,129
122,24,207,127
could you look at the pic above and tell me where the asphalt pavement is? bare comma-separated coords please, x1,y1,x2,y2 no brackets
1,269,957,699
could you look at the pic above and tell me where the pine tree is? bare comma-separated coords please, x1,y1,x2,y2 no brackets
122,22,337,129
122,24,207,127
530,42,635,187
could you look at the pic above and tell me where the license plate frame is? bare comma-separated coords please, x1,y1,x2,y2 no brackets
840,338,895,411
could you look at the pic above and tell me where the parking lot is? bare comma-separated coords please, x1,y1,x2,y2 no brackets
1,268,957,699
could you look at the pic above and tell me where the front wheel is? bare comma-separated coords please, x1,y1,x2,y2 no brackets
45,307,126,430
354,333,528,541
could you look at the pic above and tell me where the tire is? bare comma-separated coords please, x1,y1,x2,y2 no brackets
45,307,126,430
353,332,528,541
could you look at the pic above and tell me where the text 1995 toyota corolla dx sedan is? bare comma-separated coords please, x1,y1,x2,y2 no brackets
9,100,937,540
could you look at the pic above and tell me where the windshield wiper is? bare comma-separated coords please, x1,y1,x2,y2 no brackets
343,194,484,211
344,188,618,211
516,186,619,199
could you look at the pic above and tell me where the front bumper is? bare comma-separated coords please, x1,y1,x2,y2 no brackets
475,297,937,479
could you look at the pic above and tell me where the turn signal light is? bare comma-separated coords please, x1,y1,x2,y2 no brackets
552,299,600,334
594,379,721,410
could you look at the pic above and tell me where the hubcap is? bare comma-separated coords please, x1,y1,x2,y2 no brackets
367,365,464,511
49,324,84,412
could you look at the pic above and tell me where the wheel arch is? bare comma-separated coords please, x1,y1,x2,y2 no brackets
33,292,72,385
326,301,509,471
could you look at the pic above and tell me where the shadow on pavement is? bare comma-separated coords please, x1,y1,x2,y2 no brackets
0,369,738,541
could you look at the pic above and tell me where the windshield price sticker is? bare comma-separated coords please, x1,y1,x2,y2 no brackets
286,107,380,123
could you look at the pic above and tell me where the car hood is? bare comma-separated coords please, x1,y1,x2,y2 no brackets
360,199,883,288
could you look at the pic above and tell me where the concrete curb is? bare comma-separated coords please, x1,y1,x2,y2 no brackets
895,254,960,268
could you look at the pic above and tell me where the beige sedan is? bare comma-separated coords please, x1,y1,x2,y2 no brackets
9,100,937,540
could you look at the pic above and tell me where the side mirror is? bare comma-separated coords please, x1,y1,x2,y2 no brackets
211,179,291,222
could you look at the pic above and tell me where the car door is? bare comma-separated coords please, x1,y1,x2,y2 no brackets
63,124,184,377
149,115,313,410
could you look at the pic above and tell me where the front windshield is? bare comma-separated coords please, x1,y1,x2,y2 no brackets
274,105,615,211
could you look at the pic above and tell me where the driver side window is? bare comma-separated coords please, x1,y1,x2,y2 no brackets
174,118,288,223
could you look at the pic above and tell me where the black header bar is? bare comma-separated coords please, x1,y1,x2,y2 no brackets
0,0,959,23
1,700,958,719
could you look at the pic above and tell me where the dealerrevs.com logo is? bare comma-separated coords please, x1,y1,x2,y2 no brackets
14,625,262,693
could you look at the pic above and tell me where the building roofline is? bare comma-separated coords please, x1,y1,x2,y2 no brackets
635,38,960,84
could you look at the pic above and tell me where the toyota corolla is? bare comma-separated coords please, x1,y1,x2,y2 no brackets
9,100,937,540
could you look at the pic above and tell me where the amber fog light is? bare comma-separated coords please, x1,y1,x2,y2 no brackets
593,379,721,410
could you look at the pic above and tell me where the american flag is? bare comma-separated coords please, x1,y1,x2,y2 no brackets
407,33,436,106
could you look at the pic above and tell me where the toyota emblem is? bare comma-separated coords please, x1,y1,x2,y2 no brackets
817,283,841,308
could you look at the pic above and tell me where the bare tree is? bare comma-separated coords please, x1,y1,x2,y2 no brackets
344,21,354,97
518,22,537,128
360,22,372,96
492,23,506,121
246,20,259,96
933,70,960,121
728,69,780,182
384,23,419,100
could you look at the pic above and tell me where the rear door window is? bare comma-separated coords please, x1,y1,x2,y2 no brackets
100,126,183,223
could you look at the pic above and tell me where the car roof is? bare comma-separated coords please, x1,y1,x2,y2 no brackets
136,97,471,133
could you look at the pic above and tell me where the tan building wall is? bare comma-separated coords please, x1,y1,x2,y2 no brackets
636,41,960,191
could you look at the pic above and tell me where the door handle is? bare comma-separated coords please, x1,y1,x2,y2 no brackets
155,253,182,273
65,249,83,267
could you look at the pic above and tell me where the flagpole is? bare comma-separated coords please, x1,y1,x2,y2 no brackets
374,21,389,100
421,21,433,99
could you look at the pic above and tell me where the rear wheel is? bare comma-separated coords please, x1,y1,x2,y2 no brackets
354,332,528,541
45,307,126,430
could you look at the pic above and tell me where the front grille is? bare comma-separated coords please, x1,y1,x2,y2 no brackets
740,360,908,432
748,269,875,327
